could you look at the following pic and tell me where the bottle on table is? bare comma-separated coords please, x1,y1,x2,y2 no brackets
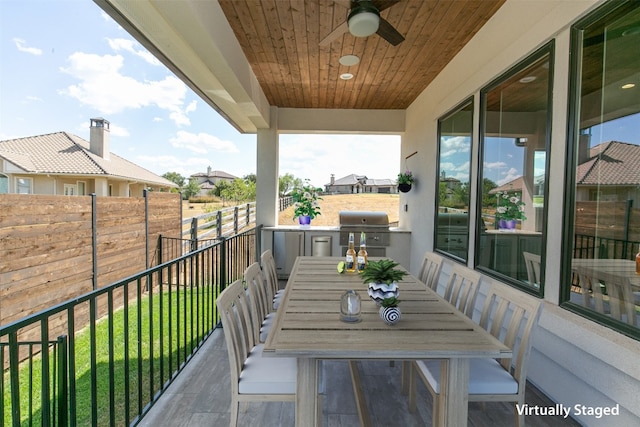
346,232,356,273
357,232,368,273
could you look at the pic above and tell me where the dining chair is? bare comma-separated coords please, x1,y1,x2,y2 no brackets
409,282,543,427
522,251,541,288
417,251,445,291
261,249,284,310
576,266,637,326
244,262,276,343
442,264,482,318
216,279,296,427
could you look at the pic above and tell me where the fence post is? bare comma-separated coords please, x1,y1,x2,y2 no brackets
91,193,98,290
216,211,222,237
9,332,21,426
144,189,149,269
219,236,227,291
157,235,163,265
623,199,633,258
246,203,250,226
234,207,239,234
190,217,198,252
57,335,68,427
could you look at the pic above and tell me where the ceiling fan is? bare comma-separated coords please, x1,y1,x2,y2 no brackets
320,0,405,47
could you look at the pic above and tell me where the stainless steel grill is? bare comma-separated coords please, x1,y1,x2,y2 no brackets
339,211,390,256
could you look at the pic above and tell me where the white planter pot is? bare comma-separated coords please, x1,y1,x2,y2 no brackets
367,282,399,305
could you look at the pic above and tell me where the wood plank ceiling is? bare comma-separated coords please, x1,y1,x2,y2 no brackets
218,0,506,110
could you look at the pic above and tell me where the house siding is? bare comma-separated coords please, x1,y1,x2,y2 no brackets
405,0,640,425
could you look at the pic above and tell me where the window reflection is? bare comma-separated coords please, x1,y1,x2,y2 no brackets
477,43,553,294
436,100,473,261
566,2,640,334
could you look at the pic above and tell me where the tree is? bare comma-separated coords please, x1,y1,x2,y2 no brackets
482,178,498,207
279,173,302,196
162,172,186,193
183,178,201,200
243,173,257,184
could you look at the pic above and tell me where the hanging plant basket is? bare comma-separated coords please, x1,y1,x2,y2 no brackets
398,183,412,193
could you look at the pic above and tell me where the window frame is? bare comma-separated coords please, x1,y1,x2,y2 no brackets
561,0,640,340
434,96,474,263
16,177,33,194
474,40,555,297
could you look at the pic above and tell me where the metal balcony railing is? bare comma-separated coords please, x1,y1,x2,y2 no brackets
1,227,257,426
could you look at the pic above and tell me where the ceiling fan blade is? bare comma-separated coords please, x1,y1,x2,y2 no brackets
377,17,404,46
320,21,349,46
372,0,401,13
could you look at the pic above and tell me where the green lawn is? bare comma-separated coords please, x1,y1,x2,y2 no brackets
3,285,220,426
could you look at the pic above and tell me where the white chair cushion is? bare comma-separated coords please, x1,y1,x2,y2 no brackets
273,290,284,310
416,358,518,395
259,312,276,342
239,344,297,394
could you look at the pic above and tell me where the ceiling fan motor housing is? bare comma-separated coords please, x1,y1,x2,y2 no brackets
348,1,380,37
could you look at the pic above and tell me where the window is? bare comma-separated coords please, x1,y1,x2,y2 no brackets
435,98,473,261
476,42,553,296
16,177,32,194
563,0,640,339
64,184,77,196
77,181,86,195
0,174,7,193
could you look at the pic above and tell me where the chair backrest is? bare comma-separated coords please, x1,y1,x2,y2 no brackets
442,264,482,318
576,266,636,326
478,283,542,389
417,251,444,291
522,251,541,288
216,279,256,396
244,262,270,342
261,250,279,305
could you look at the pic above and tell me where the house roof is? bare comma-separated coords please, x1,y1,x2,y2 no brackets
190,170,237,180
576,141,640,186
0,132,176,187
489,176,524,194
326,174,396,187
365,178,396,186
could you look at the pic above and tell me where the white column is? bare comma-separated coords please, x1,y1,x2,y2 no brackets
256,106,279,227
94,177,109,196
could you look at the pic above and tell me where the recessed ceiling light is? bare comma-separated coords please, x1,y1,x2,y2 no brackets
340,73,354,80
339,55,360,66
621,83,636,89
519,76,537,83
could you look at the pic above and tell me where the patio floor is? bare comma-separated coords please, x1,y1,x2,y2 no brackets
138,329,580,427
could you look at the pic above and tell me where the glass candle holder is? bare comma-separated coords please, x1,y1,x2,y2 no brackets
340,289,361,323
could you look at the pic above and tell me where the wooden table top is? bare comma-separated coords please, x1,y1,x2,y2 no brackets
572,258,640,288
263,256,511,360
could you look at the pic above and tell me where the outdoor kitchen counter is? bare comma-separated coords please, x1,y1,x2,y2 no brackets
261,226,411,273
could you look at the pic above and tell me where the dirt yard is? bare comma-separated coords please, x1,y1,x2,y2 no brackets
278,193,400,226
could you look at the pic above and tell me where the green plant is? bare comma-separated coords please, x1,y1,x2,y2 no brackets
360,259,408,284
494,191,527,221
380,296,400,307
291,180,323,219
397,170,414,185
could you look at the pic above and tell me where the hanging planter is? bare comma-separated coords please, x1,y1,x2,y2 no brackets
398,183,412,193
397,171,414,193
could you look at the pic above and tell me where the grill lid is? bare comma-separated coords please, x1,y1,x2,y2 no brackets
339,211,389,227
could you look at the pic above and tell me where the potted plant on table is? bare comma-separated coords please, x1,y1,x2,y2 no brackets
397,170,414,193
291,181,322,227
379,297,402,325
494,191,526,231
361,259,408,305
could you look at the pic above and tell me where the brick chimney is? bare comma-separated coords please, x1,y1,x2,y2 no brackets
330,174,335,185
89,117,110,160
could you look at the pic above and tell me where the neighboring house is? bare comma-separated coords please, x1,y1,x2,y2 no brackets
440,174,462,202
576,141,640,203
189,166,237,196
0,118,176,196
324,174,397,194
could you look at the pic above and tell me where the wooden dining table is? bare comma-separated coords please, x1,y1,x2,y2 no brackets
572,258,640,290
263,256,511,426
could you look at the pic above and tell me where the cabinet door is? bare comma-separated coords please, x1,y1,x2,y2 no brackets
273,232,304,279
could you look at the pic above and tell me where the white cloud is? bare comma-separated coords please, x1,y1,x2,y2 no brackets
169,130,239,154
13,38,42,55
107,38,160,66
484,161,508,170
185,100,197,113
23,96,43,103
440,136,470,157
497,167,520,186
60,52,189,125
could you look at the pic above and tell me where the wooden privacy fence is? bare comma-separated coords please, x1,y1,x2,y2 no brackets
0,192,181,326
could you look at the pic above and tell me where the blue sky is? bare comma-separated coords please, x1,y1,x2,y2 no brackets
0,1,400,188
